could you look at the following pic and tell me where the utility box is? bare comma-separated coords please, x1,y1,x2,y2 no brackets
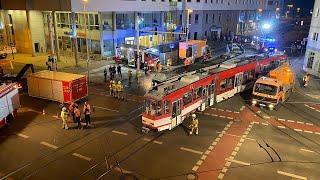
179,40,207,59
27,70,88,103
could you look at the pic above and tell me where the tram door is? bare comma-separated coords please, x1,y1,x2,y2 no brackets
208,83,215,106
234,73,243,93
171,99,182,128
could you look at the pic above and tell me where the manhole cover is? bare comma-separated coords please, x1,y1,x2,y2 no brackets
186,173,198,180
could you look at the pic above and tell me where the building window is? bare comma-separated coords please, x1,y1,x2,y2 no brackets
212,14,215,23
307,52,315,69
189,14,192,24
204,31,207,37
206,14,208,23
194,32,198,40
313,32,319,41
219,14,221,22
197,0,200,2
195,14,199,24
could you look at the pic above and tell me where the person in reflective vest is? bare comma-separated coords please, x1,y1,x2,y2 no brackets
303,73,310,87
189,114,199,135
112,81,117,98
116,81,124,100
60,107,69,130
109,80,114,96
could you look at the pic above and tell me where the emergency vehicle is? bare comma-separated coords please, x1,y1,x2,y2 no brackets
142,52,287,132
179,40,210,64
0,83,20,128
252,62,294,110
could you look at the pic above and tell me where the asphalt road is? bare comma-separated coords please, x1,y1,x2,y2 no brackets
1,55,320,180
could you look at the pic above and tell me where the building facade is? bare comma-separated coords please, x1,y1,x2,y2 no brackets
0,0,282,61
303,0,320,76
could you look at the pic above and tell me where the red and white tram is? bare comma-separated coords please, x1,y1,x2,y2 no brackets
142,53,287,132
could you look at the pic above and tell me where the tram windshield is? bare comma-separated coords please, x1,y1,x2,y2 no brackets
254,83,278,96
145,99,162,116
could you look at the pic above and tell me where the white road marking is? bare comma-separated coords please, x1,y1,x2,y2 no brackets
153,140,163,145
226,110,232,112
219,115,226,119
16,133,29,139
277,170,307,180
304,130,313,134
218,109,224,111
277,126,286,129
196,160,203,166
257,111,261,113
294,129,303,132
192,165,199,171
300,148,315,153
222,167,228,173
72,153,92,161
114,167,132,174
208,145,214,150
215,137,220,142
287,120,295,123
225,158,250,166
112,130,128,136
315,132,320,135
227,117,234,120
225,161,231,167
143,138,151,142
297,121,304,124
310,107,316,110
235,111,240,114
306,123,314,126
228,156,234,160
218,134,223,138
234,147,240,151
40,141,58,149
237,142,242,147
261,123,269,126
231,151,237,156
204,150,211,155
212,141,218,145
93,105,120,113
240,138,245,143
263,116,270,119
201,155,207,160
278,118,286,121
218,173,224,179
180,147,203,155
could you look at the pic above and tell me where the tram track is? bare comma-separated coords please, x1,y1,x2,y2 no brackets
243,102,320,155
0,106,144,180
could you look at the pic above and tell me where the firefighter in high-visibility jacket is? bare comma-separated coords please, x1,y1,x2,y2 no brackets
112,81,117,98
189,114,199,135
116,81,124,100
303,73,310,87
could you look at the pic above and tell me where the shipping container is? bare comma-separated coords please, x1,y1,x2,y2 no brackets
27,70,88,103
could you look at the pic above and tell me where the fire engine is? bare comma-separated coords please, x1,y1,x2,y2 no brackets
142,52,287,132
0,83,20,128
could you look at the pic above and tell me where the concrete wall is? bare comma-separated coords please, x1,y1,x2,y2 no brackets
71,0,170,12
0,0,71,11
29,11,46,53
8,10,33,53
303,0,320,76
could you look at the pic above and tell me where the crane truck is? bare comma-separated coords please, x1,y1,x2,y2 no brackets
251,62,295,110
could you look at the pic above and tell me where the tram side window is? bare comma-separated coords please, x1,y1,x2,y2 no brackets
220,79,227,91
183,92,193,106
194,87,202,99
227,76,234,88
243,70,255,84
145,100,162,116
164,100,170,114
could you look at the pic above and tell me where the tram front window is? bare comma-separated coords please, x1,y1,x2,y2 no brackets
145,99,162,116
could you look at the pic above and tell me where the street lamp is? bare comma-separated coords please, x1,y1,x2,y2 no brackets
135,14,144,78
262,23,271,30
186,9,192,42
82,0,90,82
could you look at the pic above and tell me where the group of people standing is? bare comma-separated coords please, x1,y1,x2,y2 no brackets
109,80,124,100
60,102,92,130
104,65,122,82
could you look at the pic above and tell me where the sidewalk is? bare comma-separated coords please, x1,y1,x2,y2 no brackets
289,56,320,101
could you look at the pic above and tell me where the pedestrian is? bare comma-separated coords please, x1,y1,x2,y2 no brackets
60,107,69,130
189,114,199,135
128,70,132,85
104,68,107,83
109,66,113,80
46,56,52,71
303,73,311,88
112,80,117,98
69,102,75,123
83,102,91,127
74,106,82,129
117,64,122,78
112,65,117,78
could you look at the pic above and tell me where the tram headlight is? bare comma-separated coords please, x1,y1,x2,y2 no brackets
252,100,257,105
